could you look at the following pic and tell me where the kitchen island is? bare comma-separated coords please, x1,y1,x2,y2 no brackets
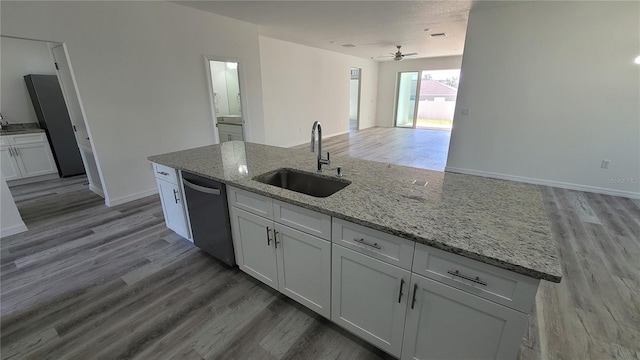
149,141,562,359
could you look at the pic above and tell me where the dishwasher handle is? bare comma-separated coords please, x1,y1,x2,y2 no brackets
183,178,221,195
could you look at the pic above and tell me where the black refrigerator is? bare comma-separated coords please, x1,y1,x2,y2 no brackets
24,74,85,177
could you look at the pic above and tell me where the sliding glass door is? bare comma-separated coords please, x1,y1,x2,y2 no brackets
394,72,420,128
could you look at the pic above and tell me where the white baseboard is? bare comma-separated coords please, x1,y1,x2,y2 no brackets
287,130,351,148
89,184,105,198
445,167,640,199
7,173,59,186
105,188,158,207
1,222,28,238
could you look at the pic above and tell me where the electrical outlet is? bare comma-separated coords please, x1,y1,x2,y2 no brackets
601,160,610,169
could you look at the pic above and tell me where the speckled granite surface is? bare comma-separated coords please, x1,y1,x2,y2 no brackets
149,142,562,282
0,123,44,135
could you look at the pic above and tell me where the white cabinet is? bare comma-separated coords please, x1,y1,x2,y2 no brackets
1,133,57,180
218,123,243,143
228,187,332,318
152,163,190,240
1,146,21,181
231,207,279,289
331,244,410,357
401,273,529,360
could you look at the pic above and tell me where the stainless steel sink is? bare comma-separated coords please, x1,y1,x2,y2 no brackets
253,168,351,198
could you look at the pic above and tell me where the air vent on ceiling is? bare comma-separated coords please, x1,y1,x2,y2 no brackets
430,33,447,38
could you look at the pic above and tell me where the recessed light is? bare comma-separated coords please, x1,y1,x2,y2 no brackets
342,44,356,48
430,33,447,38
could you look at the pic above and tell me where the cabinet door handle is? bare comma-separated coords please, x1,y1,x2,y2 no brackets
274,230,279,248
447,270,487,286
173,189,179,203
398,278,405,303
7,147,13,157
266,226,272,246
13,148,19,157
228,134,232,141
411,283,418,310
353,237,381,250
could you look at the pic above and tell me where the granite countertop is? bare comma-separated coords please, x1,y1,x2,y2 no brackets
0,123,45,135
149,142,562,282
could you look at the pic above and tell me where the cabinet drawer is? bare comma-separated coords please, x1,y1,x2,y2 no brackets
332,218,415,270
228,186,273,219
412,243,539,313
10,133,47,144
152,163,178,184
273,200,331,240
218,123,243,135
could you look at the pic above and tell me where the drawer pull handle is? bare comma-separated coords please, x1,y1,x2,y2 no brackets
274,230,280,248
353,237,381,250
398,278,405,303
158,171,169,176
411,283,418,309
266,226,272,246
447,270,488,286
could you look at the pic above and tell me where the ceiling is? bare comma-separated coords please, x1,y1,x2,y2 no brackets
174,1,473,61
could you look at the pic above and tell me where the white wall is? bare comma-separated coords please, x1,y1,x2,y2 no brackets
0,36,57,124
447,1,640,198
376,56,463,127
0,176,26,237
1,1,266,205
259,36,379,147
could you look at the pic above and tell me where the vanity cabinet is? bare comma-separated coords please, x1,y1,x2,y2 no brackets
1,133,57,180
228,187,331,318
401,273,528,360
152,163,190,240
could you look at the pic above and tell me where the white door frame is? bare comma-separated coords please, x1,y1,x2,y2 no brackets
203,56,249,143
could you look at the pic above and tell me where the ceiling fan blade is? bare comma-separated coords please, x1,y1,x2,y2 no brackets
402,53,418,56
374,55,395,58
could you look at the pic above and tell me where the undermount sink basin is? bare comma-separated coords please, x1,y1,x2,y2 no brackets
253,168,351,198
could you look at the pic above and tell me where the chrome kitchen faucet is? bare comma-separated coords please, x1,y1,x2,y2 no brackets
310,121,330,171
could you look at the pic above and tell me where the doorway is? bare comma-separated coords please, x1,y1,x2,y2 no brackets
394,69,460,130
349,68,361,131
206,59,245,143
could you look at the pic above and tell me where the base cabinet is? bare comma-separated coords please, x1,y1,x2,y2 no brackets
331,244,410,358
230,206,331,318
1,146,21,181
401,273,529,360
1,134,57,180
155,178,190,239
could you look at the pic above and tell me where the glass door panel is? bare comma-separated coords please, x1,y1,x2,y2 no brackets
395,72,419,128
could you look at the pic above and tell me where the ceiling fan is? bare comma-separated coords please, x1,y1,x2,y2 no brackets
378,45,418,61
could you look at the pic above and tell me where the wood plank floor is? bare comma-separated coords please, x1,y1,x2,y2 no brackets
293,127,452,171
2,144,639,359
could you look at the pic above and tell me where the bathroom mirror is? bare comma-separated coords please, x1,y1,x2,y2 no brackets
209,60,242,117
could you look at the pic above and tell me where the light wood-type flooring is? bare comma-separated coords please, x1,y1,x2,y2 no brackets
2,140,639,359
293,127,452,171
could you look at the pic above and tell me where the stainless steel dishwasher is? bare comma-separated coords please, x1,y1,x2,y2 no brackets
182,172,235,266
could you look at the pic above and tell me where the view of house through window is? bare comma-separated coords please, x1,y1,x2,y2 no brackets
395,69,460,130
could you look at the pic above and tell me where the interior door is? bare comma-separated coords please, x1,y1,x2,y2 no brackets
395,72,420,128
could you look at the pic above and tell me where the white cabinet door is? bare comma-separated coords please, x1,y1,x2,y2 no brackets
275,223,331,318
13,143,57,178
156,178,190,239
1,147,21,181
332,244,410,358
230,207,278,290
401,273,529,360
